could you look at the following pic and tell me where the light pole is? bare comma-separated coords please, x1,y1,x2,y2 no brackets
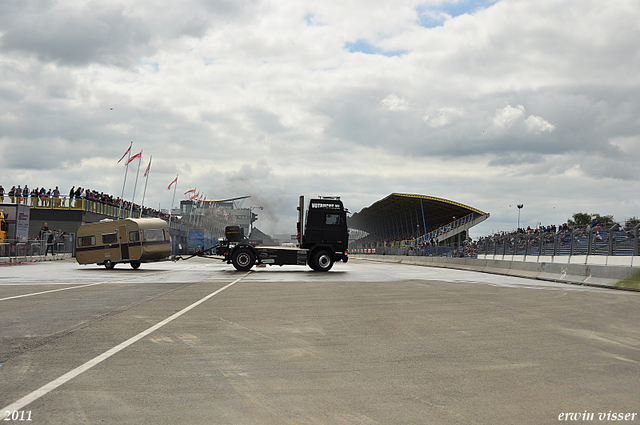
517,204,524,229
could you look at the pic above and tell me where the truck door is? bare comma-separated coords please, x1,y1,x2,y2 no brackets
119,224,129,261
322,212,346,250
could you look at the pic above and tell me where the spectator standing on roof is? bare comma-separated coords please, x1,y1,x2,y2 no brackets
52,186,60,207
0,185,4,202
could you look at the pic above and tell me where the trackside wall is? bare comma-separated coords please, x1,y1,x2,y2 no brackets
353,254,640,291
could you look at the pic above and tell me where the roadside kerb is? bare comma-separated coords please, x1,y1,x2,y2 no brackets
0,253,71,265
353,254,640,291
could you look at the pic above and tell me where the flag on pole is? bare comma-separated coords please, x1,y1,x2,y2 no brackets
184,189,196,195
143,158,151,177
140,155,152,210
118,144,132,163
130,150,143,216
168,177,178,190
127,151,142,165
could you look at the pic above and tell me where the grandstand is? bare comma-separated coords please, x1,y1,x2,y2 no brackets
348,193,489,255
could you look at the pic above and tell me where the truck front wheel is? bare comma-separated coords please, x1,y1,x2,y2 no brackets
311,250,334,272
232,248,255,271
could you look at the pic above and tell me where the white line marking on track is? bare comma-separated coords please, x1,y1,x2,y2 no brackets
0,282,105,302
0,272,251,413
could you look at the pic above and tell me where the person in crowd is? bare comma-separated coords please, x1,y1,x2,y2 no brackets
40,222,49,240
52,186,60,207
22,185,28,203
0,185,4,202
45,231,54,256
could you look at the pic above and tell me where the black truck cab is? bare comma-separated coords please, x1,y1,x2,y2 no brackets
300,197,349,257
216,196,349,272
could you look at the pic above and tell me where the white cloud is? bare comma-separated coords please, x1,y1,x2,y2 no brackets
1,0,640,236
492,104,525,131
381,93,412,111
491,104,554,135
425,106,465,128
525,114,555,133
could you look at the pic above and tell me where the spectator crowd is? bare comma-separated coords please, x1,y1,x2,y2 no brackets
0,183,180,223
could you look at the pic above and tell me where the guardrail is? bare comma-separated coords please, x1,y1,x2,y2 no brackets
476,224,640,257
0,235,74,263
1,195,211,233
1,195,142,219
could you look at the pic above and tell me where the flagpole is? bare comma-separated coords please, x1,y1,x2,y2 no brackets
130,151,143,217
169,175,178,224
169,174,178,258
118,141,133,218
140,155,152,214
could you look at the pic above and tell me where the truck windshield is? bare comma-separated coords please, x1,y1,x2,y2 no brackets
325,214,342,225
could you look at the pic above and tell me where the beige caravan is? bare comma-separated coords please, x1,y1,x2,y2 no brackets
76,218,170,269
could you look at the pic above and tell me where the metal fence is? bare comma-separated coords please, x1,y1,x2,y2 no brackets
0,234,75,261
476,224,640,257
352,245,454,257
1,195,142,218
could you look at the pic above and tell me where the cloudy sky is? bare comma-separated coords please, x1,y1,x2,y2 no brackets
1,0,639,237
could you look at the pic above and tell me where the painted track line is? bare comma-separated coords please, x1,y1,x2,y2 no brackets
1,272,250,413
0,267,185,302
0,282,105,302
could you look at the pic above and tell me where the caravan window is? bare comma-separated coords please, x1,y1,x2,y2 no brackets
78,236,95,247
129,231,140,242
143,229,165,242
102,233,117,244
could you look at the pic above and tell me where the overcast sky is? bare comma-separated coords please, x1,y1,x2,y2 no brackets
1,0,639,237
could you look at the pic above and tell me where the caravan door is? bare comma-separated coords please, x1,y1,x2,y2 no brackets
119,224,129,261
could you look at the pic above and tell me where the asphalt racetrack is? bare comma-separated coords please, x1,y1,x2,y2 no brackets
1,258,639,424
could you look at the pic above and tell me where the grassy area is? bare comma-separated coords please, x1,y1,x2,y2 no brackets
615,270,640,291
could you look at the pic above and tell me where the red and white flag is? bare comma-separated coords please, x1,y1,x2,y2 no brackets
143,158,152,177
184,189,196,195
117,144,132,163
127,151,142,165
167,177,178,190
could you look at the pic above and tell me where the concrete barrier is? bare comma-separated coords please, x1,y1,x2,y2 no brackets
0,253,72,265
353,254,640,291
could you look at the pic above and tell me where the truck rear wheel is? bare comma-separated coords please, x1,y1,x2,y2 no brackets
232,248,255,271
311,250,334,272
